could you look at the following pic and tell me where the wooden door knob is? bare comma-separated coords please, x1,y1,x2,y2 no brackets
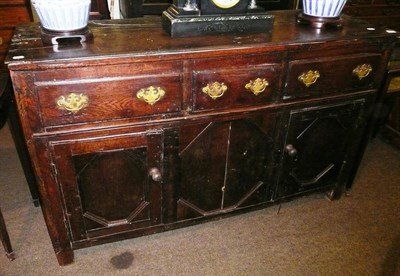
148,167,162,182
285,144,298,157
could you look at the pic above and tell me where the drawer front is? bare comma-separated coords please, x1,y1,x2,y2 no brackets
284,54,382,100
192,64,281,112
36,74,182,127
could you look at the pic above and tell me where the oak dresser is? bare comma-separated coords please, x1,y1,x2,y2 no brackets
5,10,398,265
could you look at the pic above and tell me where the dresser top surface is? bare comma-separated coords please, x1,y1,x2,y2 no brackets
5,10,399,69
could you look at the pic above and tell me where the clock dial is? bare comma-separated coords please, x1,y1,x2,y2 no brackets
211,0,241,9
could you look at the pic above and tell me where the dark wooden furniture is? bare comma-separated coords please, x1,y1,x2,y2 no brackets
342,1,400,150
119,0,297,17
343,0,400,32
258,0,297,10
0,0,32,124
376,48,400,147
90,0,111,19
2,72,41,207
0,2,36,249
0,1,38,206
119,0,170,17
0,73,8,128
382,73,400,147
0,205,15,260
0,0,32,69
5,11,397,266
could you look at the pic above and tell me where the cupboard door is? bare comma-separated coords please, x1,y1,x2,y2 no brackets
50,132,163,242
277,100,366,199
177,113,281,221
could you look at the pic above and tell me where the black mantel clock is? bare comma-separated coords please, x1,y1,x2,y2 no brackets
162,0,274,37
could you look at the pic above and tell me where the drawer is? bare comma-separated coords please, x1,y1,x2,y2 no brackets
284,54,382,100
192,64,281,112
36,73,182,127
0,7,31,28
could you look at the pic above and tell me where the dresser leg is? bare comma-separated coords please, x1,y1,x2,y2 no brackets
325,187,344,201
55,249,74,266
5,251,16,261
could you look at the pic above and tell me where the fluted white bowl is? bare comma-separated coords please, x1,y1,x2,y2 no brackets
302,0,347,18
32,0,91,31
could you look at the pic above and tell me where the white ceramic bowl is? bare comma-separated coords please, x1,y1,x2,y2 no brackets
32,0,91,31
302,0,347,18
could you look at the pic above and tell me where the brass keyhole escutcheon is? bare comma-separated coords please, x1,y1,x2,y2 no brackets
353,64,372,80
57,93,89,113
202,82,228,100
298,70,320,87
245,78,269,95
136,86,166,105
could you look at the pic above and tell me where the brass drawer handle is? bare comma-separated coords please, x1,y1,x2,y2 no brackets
353,64,372,80
0,36,3,46
245,78,269,95
202,82,228,100
298,70,320,87
136,86,166,105
57,93,89,113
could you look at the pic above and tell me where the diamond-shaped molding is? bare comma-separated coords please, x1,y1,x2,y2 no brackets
76,149,149,227
179,119,270,216
290,116,346,186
